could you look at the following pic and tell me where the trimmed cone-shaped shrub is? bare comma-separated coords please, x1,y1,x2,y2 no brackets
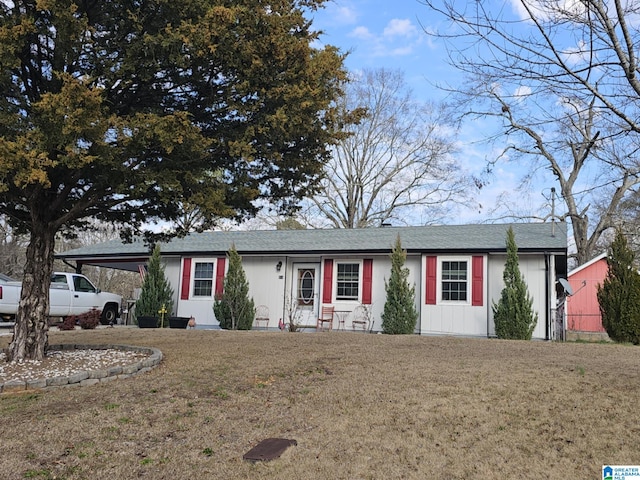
135,244,174,327
213,245,255,330
597,229,640,344
381,235,418,334
492,227,538,340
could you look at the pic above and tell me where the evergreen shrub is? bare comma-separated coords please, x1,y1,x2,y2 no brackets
135,244,174,327
597,229,640,344
213,245,254,330
381,235,418,334
492,227,538,340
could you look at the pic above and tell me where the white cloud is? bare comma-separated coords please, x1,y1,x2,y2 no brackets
508,0,588,22
513,85,532,98
336,6,358,24
561,39,592,66
321,3,359,26
351,18,424,58
349,26,374,40
389,45,415,56
383,19,418,38
508,0,542,20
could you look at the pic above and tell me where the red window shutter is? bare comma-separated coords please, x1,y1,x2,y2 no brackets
472,256,483,306
180,258,192,300
425,256,437,305
322,259,333,304
215,257,226,297
362,259,373,305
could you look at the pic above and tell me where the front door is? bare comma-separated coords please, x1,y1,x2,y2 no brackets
294,263,319,326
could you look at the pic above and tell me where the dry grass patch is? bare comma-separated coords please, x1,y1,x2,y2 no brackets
0,328,638,479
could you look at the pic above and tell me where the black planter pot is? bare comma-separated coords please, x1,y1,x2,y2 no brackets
137,316,160,328
169,316,189,329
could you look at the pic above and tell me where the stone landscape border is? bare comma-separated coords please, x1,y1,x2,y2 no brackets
0,344,163,394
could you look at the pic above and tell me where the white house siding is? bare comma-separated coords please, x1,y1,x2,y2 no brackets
172,255,289,327
164,258,182,317
347,254,421,333
241,256,288,328
171,256,221,325
419,254,489,337
314,254,421,332
169,253,423,332
161,250,556,337
487,253,554,340
171,254,389,329
420,304,488,336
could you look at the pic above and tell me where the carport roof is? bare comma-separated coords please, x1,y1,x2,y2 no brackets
57,222,567,263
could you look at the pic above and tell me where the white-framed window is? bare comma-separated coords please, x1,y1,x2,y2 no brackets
193,261,214,297
336,262,360,301
439,258,470,303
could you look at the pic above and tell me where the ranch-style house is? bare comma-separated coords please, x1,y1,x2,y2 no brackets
56,222,568,339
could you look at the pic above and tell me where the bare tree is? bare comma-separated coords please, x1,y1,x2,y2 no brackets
423,0,640,265
302,68,470,228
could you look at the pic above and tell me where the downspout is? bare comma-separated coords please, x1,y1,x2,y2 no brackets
544,252,550,340
486,253,491,338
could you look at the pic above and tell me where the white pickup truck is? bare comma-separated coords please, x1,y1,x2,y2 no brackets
0,272,121,325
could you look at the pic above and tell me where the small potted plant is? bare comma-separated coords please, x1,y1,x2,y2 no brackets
135,244,174,328
168,316,190,329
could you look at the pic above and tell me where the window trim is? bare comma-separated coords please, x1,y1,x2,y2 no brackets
191,260,216,298
437,256,471,305
334,260,362,302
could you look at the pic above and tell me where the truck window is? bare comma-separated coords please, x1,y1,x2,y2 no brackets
73,276,97,293
51,274,70,290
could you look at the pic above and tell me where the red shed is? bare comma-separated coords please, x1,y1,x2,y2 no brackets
566,253,607,333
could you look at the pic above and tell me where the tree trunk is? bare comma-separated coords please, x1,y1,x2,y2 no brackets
570,213,591,268
7,227,56,362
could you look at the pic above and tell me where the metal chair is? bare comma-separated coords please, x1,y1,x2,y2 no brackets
316,306,334,331
254,305,270,329
350,305,370,332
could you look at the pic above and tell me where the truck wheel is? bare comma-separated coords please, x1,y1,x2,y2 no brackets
101,305,118,325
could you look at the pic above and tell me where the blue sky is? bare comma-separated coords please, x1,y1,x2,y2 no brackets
311,0,448,103
309,0,543,224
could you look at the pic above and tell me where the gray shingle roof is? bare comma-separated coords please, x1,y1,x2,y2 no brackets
57,222,567,259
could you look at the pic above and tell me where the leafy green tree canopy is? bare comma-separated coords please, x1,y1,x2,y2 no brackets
0,0,348,361
0,0,347,238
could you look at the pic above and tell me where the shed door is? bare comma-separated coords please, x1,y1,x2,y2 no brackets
294,263,319,325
